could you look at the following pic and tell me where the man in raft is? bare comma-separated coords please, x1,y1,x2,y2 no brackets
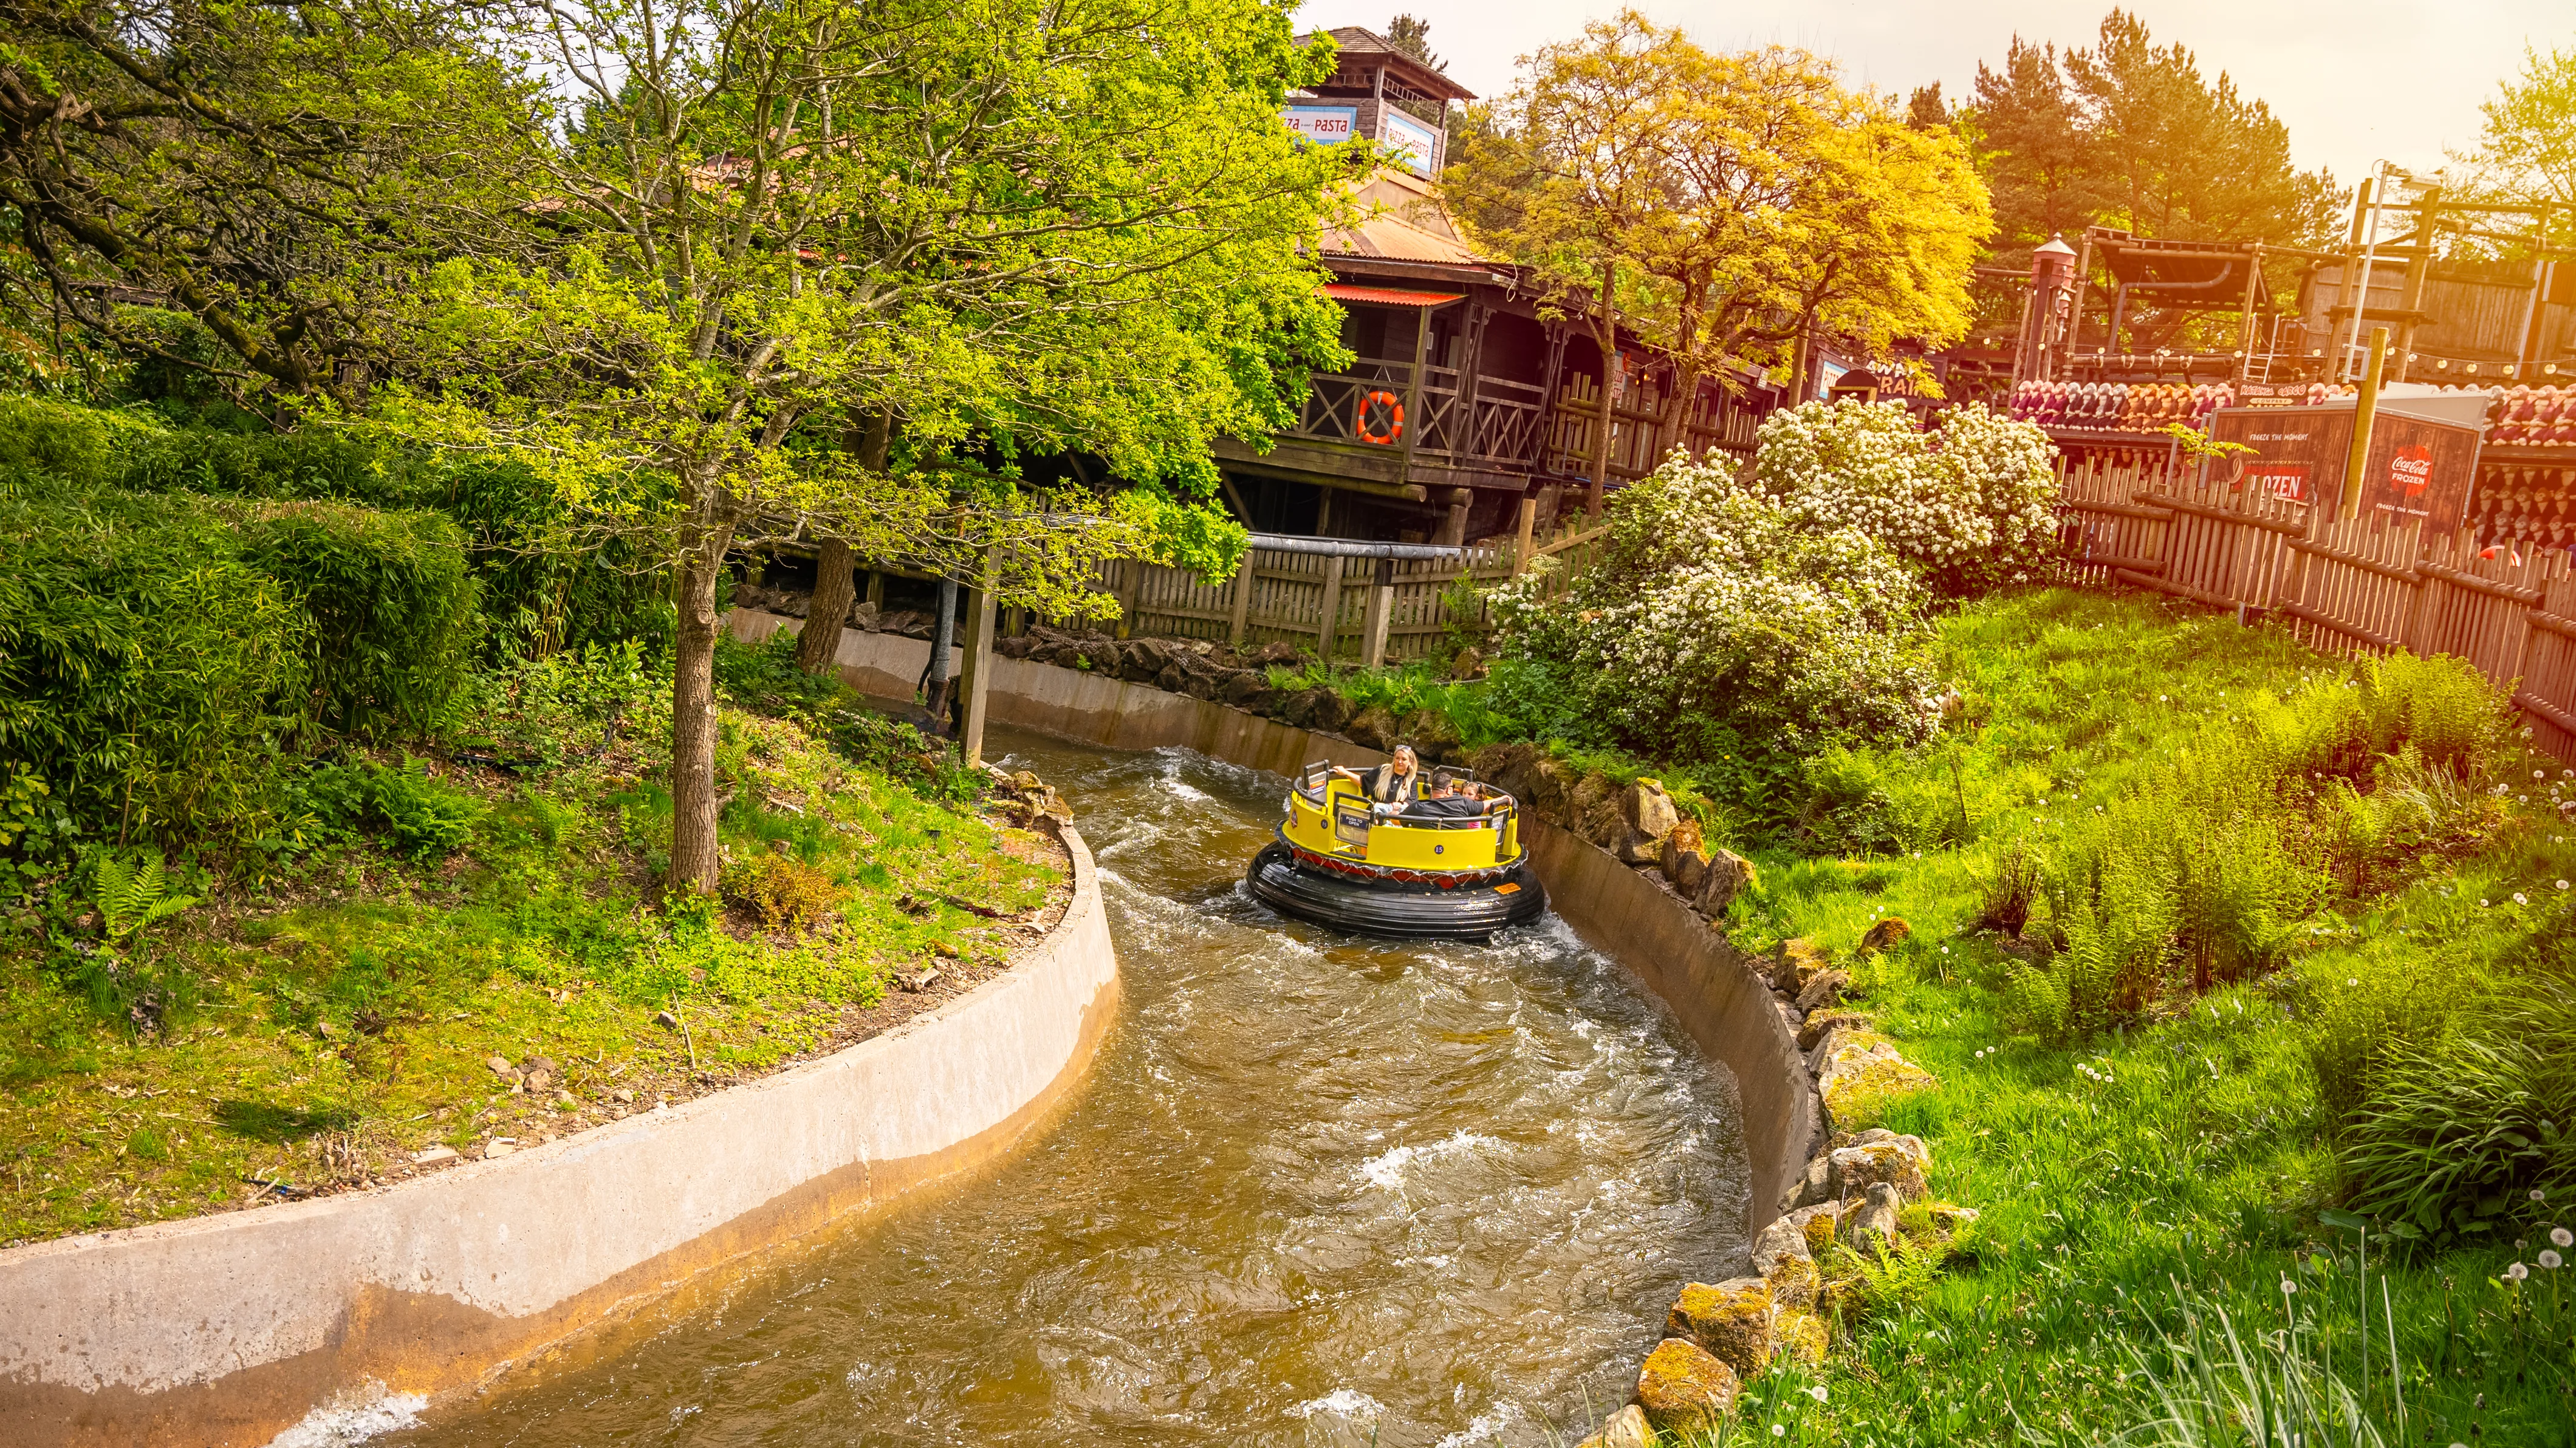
1404,771,1507,819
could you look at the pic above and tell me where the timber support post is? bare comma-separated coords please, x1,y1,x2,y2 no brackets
960,547,1000,768
1317,554,1346,661
1227,553,1256,646
1512,496,1536,575
1362,557,1395,669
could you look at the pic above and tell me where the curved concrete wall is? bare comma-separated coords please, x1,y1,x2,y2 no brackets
745,611,1820,1232
0,825,1117,1448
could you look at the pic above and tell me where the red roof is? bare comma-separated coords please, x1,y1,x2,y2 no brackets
1321,283,1465,308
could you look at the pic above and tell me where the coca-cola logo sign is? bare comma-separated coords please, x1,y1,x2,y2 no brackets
2388,444,2433,500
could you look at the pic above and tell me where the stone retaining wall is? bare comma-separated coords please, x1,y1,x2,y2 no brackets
738,609,1821,1233
0,825,1117,1448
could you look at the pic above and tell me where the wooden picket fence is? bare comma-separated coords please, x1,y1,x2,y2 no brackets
1051,514,1610,666
2058,448,2576,763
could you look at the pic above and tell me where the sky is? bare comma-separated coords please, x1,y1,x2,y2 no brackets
1294,0,2574,191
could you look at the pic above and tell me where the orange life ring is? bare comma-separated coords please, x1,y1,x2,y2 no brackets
1357,389,1405,445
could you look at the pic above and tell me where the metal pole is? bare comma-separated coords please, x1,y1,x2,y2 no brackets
2340,326,2390,522
2340,168,2390,382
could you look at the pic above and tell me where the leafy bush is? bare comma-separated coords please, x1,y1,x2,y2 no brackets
236,502,479,736
0,486,310,843
1746,400,2061,597
1489,459,1940,760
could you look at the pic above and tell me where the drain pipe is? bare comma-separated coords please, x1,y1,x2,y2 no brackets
1248,533,1471,561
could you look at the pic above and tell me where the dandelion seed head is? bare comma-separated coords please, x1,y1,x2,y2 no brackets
1771,1426,1785,1438
2552,1226,2572,1248
2542,1249,2564,1270
1809,1387,1828,1404
2506,1262,2529,1282
2516,893,2530,904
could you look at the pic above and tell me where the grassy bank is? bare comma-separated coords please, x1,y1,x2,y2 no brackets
1721,590,2574,1444
0,634,1066,1246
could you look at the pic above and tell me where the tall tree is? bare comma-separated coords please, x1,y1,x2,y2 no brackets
0,0,526,409
1447,13,1987,464
1961,12,2339,259
2459,39,2576,213
375,0,1352,894
2067,11,2337,245
1967,37,2104,261
1444,10,1683,513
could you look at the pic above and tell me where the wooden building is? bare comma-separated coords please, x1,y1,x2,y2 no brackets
1218,28,1789,547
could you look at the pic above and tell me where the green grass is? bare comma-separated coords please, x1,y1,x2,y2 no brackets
1704,589,2576,1444
0,637,1064,1245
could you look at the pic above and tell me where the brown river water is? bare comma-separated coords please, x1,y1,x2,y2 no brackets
387,729,1749,1448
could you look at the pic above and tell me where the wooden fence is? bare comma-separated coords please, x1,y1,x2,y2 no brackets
1055,513,1610,666
2058,447,2576,763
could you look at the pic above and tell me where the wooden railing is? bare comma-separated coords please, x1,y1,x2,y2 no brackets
1284,356,1550,470
1046,514,1609,666
2058,449,2576,763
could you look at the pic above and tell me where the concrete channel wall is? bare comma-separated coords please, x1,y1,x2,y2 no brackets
0,826,1117,1448
746,610,1821,1230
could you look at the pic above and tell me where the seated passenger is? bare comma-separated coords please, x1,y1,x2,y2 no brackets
1402,771,1494,819
1331,745,1423,808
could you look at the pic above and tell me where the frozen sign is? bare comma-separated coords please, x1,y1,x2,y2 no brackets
1284,106,1357,145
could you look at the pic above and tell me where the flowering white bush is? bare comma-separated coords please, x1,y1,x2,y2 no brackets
1747,400,2061,596
1489,460,1939,758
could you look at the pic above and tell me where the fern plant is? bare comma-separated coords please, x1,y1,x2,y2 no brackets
90,850,198,943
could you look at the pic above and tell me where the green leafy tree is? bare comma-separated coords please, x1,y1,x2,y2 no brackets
374,0,1352,894
1962,12,2339,259
1447,12,1987,476
1966,37,2106,261
0,0,529,406
2458,38,2576,213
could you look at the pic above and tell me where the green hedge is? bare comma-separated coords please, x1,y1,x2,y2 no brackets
0,395,671,661
0,484,478,845
0,488,311,842
237,504,478,736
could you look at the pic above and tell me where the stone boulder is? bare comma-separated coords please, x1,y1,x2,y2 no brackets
1860,916,1913,954
1400,708,1465,765
1218,671,1269,708
1797,1008,1870,1053
1694,849,1756,918
1773,1309,1830,1367
1574,1404,1653,1448
1840,1182,1904,1254
1154,662,1188,693
1829,1130,1931,1202
1793,969,1851,1015
1571,773,1622,848
1815,1040,1939,1125
1771,938,1831,993
1308,689,1355,734
1790,1149,1834,1209
1079,639,1120,674
1634,1337,1739,1435
1346,706,1400,752
1471,742,1577,828
1786,1201,1845,1258
1665,1277,1773,1378
1750,1215,1819,1310
1115,641,1163,683
1448,645,1487,681
1660,818,1710,896
1611,780,1679,864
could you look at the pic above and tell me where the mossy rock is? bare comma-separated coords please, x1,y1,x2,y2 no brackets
1774,1308,1830,1367
1818,1047,1939,1127
1759,1248,1820,1310
1666,1277,1773,1376
1634,1336,1740,1435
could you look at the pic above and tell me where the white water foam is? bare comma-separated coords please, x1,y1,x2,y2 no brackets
1292,1387,1384,1420
1357,1130,1504,1190
261,1383,428,1447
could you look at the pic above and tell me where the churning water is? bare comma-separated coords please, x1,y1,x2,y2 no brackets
388,731,1749,1447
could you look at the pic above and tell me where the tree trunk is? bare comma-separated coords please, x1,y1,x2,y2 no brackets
1588,256,1617,519
668,479,737,897
795,409,894,675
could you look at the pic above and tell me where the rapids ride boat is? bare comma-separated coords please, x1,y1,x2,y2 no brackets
1245,762,1547,941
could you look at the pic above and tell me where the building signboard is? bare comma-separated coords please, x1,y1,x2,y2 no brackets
2207,406,2484,530
1380,107,1440,176
1283,106,1358,145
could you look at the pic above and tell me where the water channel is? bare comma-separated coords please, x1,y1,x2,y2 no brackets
391,730,1750,1447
